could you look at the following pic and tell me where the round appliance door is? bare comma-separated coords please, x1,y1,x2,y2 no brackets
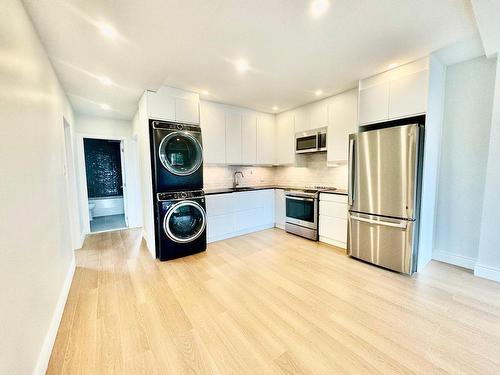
163,201,206,243
158,132,203,176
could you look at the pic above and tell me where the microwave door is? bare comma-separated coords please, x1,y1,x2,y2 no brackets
296,134,318,153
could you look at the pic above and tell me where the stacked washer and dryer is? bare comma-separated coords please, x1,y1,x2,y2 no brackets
149,119,207,261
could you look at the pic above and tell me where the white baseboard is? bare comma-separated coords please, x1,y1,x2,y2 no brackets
319,236,347,249
432,250,476,270
77,231,86,250
207,223,274,243
33,255,76,375
474,263,500,283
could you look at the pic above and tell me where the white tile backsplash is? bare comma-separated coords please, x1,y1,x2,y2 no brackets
204,153,348,190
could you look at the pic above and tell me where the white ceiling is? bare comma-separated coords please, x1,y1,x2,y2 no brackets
22,0,480,120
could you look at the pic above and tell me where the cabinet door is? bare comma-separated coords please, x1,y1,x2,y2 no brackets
274,189,286,228
175,97,199,124
293,106,310,132
241,113,257,165
389,69,428,119
327,89,358,163
225,111,242,165
200,101,226,164
309,99,329,129
256,113,275,165
358,82,390,125
319,216,347,247
146,91,176,121
276,113,295,165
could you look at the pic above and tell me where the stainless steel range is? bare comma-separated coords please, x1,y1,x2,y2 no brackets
285,186,335,240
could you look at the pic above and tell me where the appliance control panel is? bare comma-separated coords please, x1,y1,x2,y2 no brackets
150,119,200,132
157,190,205,201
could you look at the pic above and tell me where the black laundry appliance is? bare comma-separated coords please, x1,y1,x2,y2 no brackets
150,119,203,193
156,189,207,261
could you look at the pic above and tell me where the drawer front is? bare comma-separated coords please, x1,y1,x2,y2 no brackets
320,193,348,204
319,201,348,219
206,194,235,217
319,216,348,243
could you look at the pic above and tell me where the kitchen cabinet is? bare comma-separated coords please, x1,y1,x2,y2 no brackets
327,88,358,163
309,99,329,129
358,57,429,126
389,69,429,119
225,111,242,165
200,101,226,164
293,106,310,132
275,112,295,165
274,189,286,229
256,113,275,164
319,193,348,249
175,97,199,124
146,87,200,124
241,113,257,164
205,190,275,243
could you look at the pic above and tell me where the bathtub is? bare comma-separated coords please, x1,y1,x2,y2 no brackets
88,196,124,217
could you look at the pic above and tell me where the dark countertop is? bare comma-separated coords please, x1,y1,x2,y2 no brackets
204,185,348,196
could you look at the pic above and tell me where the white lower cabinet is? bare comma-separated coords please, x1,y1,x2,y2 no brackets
274,189,286,229
206,190,275,243
319,193,348,249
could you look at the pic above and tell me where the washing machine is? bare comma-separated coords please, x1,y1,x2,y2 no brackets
156,190,207,261
150,119,203,193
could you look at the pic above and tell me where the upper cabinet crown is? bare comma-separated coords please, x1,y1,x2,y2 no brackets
146,87,200,124
358,58,429,126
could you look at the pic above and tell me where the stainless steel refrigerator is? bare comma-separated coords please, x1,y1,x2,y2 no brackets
347,123,423,275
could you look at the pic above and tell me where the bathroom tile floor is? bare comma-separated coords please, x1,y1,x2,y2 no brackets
90,214,126,233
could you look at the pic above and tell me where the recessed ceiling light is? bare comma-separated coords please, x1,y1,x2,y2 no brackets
201,90,209,95
388,62,399,69
310,0,330,17
272,106,279,111
100,103,110,110
99,24,118,39
315,89,323,96
99,76,112,86
235,59,250,73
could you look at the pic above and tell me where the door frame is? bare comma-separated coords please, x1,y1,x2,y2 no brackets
76,133,130,234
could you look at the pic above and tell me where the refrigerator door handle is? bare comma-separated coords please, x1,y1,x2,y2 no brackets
350,215,407,229
348,138,355,206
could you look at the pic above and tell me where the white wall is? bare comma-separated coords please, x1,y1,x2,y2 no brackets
433,56,496,269
476,58,500,281
75,114,142,231
0,0,76,374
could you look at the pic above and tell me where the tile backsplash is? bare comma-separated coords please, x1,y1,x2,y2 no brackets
204,153,348,190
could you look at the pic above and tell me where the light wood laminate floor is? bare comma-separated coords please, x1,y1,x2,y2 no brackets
47,228,500,374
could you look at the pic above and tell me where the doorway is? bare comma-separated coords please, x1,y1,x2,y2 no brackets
83,138,128,233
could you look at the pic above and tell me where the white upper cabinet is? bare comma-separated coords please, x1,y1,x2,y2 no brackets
241,112,257,165
358,57,429,126
225,110,242,165
146,87,199,124
275,112,295,165
293,106,310,132
327,88,358,163
389,69,429,119
309,99,329,129
256,113,275,165
358,82,390,125
200,101,226,164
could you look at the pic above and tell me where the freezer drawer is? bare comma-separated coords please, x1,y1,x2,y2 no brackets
348,212,416,274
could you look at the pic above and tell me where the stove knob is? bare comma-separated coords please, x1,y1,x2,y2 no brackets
180,192,187,198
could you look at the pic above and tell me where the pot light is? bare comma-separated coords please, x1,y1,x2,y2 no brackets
388,62,399,69
315,89,323,96
310,0,330,17
100,103,110,110
235,59,250,73
272,106,279,111
99,76,112,86
201,90,209,95
99,24,118,39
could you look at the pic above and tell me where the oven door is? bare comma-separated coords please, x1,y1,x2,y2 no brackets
285,195,317,229
296,134,318,153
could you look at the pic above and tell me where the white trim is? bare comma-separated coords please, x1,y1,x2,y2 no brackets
33,255,76,375
432,250,476,270
319,236,347,249
275,223,285,230
474,263,500,283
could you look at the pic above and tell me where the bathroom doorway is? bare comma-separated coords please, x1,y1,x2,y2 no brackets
83,137,128,233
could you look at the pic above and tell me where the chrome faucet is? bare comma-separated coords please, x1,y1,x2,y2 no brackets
233,171,244,188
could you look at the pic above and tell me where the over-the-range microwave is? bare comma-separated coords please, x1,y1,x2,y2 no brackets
295,127,327,154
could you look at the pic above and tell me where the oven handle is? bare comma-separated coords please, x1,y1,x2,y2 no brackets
285,195,315,202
